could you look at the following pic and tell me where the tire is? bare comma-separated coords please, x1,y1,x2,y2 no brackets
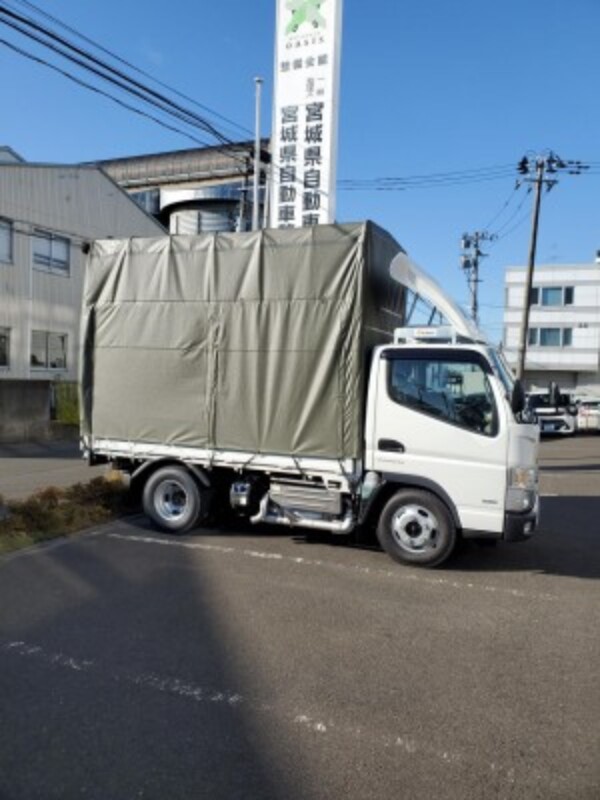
376,489,456,568
142,466,205,534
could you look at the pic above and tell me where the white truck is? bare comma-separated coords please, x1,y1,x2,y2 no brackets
80,223,539,568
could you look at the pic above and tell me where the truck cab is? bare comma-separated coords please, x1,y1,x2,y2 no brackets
360,254,540,566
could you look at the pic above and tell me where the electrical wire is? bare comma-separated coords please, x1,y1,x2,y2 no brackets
339,167,517,191
0,2,301,194
4,0,599,210
0,5,233,145
0,2,268,181
493,210,531,242
0,37,221,153
490,187,532,237
481,182,522,231
7,0,254,139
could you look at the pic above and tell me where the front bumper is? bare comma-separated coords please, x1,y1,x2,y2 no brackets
503,497,540,542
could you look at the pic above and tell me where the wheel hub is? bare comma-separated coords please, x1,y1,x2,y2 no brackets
156,480,188,521
391,504,439,552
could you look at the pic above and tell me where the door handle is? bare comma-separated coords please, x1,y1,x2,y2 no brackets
378,438,405,453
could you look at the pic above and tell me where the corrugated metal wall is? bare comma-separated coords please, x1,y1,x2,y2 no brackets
0,165,164,382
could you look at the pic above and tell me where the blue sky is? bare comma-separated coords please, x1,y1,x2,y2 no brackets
1,0,599,341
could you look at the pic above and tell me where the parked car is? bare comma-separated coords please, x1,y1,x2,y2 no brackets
525,390,577,436
575,397,600,433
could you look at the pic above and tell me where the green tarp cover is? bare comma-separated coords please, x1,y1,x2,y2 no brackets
80,222,404,459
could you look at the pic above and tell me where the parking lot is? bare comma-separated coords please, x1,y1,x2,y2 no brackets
0,435,599,799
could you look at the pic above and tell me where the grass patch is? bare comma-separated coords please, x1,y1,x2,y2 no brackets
53,381,79,425
0,477,137,556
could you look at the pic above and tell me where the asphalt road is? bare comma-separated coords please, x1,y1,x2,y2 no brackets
0,437,599,799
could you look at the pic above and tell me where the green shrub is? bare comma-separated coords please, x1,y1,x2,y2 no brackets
54,381,79,425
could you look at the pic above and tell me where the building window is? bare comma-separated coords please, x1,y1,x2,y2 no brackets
541,287,563,306
0,217,13,263
530,287,539,305
33,230,70,275
533,328,573,347
31,331,68,370
539,328,561,347
564,286,574,305
0,327,9,367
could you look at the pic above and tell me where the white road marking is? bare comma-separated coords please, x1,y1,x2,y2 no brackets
106,532,558,602
1,637,520,785
4,640,94,671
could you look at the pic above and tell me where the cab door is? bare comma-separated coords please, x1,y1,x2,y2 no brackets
368,348,508,533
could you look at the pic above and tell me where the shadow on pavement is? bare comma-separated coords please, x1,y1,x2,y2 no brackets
0,528,305,800
449,495,600,580
210,496,600,582
0,440,80,459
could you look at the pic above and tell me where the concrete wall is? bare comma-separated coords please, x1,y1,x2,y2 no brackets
0,379,51,442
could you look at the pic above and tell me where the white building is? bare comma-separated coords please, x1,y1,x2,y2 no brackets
503,258,600,393
0,157,164,383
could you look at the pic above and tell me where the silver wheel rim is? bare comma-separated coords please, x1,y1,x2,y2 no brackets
391,504,439,553
155,480,189,522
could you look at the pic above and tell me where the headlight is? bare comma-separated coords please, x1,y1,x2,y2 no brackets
506,466,537,513
506,488,536,513
509,466,537,490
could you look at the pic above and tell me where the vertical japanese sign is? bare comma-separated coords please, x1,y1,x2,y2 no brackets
270,0,343,229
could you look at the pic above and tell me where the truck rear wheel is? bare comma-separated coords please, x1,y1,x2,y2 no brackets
143,466,205,533
377,489,456,568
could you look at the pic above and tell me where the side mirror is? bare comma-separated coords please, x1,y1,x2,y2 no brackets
511,379,526,415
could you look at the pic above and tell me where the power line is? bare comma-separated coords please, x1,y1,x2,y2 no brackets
339,165,517,191
0,37,220,153
7,0,253,139
0,4,235,145
493,210,532,242
491,186,532,238
481,182,521,231
0,2,298,203
0,1,270,184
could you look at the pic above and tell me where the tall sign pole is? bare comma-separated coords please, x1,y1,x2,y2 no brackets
270,0,344,229
252,76,263,231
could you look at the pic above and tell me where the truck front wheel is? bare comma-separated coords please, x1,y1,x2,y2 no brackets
377,489,456,568
143,466,205,533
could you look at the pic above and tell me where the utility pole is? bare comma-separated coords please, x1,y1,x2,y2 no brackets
514,152,588,381
460,231,495,326
252,76,263,231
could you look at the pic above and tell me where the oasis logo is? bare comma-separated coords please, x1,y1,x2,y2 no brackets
285,0,326,35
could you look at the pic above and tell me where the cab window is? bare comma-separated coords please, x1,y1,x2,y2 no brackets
388,355,498,436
